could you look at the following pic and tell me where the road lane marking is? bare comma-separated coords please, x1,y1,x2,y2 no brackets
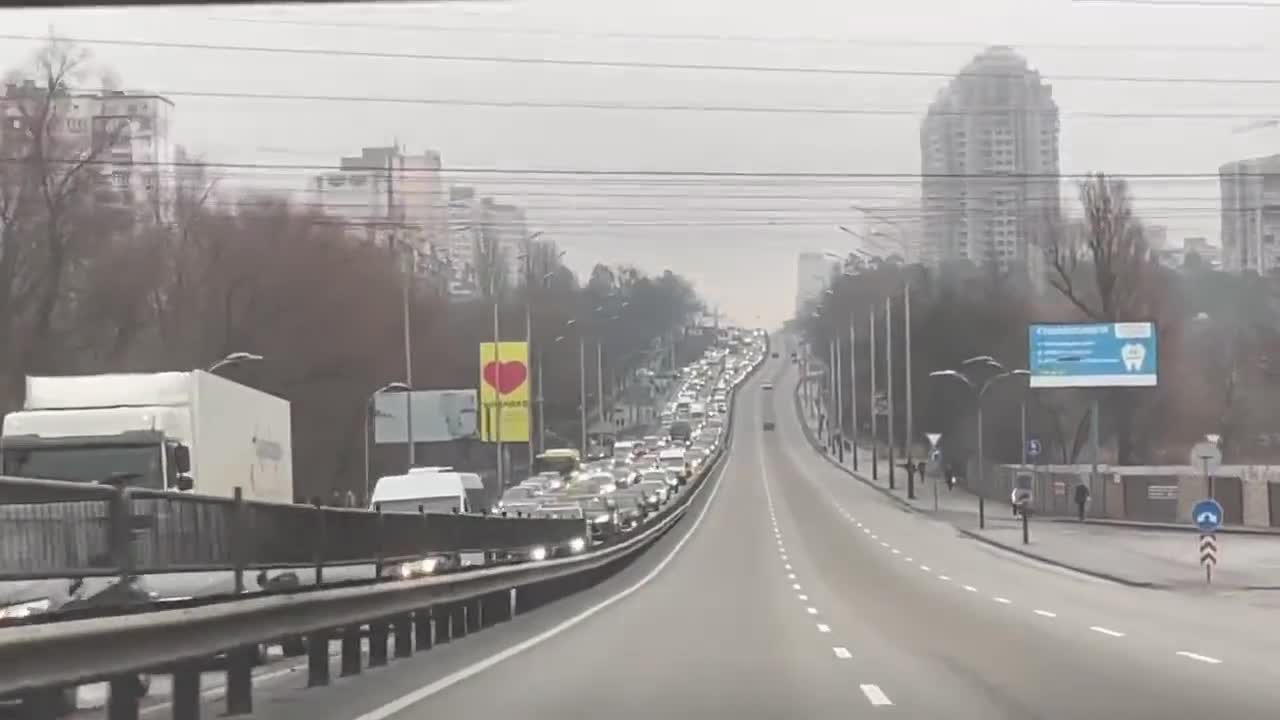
879,541,890,548
937,575,951,581
1090,626,1125,638
807,607,819,615
891,549,901,555
789,573,797,579
798,594,809,600
792,583,802,590
1176,651,1222,664
993,597,1012,604
856,522,863,527
785,564,792,570
860,684,893,706
817,624,831,633
347,405,739,720
870,534,878,539
863,528,871,534
833,647,852,659
962,585,978,592
905,557,913,562
919,565,931,572
1034,609,1057,618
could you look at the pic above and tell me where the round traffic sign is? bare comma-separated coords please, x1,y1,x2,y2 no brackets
1189,441,1222,476
1192,498,1224,533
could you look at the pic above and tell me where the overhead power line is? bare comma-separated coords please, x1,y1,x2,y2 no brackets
207,16,1262,53
7,33,1280,86
71,87,1280,120
0,157,1250,179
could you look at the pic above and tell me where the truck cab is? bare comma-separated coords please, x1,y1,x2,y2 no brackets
0,372,292,501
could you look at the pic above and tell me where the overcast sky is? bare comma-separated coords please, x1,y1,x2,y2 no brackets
1,0,1278,327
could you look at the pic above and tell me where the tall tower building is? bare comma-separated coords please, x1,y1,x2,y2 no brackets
920,46,1060,275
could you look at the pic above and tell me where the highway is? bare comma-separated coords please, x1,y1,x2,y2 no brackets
195,350,1280,719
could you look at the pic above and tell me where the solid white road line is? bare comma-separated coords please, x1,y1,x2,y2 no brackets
807,607,819,615
816,624,831,633
347,401,739,720
993,597,1012,604
860,684,893,706
1090,626,1126,638
1176,651,1222,665
963,585,978,592
833,647,852,659
1034,609,1057,618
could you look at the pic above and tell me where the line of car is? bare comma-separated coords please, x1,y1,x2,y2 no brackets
491,332,768,549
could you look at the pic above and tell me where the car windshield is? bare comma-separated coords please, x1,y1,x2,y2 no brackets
3,444,165,489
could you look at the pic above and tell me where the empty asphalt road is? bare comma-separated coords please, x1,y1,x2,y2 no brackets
220,350,1280,719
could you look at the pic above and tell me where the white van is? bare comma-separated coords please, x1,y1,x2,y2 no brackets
370,467,477,514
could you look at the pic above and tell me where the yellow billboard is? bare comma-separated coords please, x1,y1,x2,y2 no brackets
479,341,531,443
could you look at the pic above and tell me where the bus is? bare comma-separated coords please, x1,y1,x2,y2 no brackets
533,448,582,479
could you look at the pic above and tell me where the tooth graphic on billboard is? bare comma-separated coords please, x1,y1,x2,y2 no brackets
1121,343,1146,372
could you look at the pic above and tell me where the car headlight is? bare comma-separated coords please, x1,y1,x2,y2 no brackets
529,546,548,561
0,598,51,620
419,557,440,574
568,537,587,553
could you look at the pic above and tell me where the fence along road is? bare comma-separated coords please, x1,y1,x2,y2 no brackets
0,346,765,720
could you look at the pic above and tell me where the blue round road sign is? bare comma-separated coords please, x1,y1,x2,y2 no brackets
1192,498,1224,533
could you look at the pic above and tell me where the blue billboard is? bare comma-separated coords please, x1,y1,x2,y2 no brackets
1028,322,1158,388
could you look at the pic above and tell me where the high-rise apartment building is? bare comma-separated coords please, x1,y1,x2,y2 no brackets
919,46,1060,275
308,145,448,271
1219,154,1280,274
0,82,177,221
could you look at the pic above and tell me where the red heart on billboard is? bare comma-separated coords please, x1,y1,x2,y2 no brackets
483,360,527,395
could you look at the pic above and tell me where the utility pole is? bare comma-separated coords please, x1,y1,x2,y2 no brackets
387,151,415,468
492,285,504,488
579,336,588,455
596,341,605,430
834,336,844,454
849,317,858,471
869,307,879,481
904,281,913,463
886,295,895,490
524,247,535,464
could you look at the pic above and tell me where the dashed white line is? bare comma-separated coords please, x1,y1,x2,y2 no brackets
806,607,819,615
792,583,802,590
816,624,831,633
856,522,863,527
788,573,797,580
863,528,871,534
879,541,890,548
860,684,893,706
784,564,792,570
832,647,852,659
870,533,878,539
962,585,978,593
919,565,931,572
1034,609,1057,618
993,597,1012,605
904,557,914,563
798,594,809,600
891,549,901,555
1089,626,1125,638
1176,651,1222,665
938,575,951,581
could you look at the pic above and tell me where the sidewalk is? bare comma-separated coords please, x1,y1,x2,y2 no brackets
795,380,1280,591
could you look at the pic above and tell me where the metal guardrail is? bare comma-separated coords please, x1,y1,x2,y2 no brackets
0,479,585,582
0,345,767,720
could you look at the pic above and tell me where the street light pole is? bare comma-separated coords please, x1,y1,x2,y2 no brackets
886,295,895,489
835,335,844,458
869,307,879,481
904,281,914,461
849,318,858,471
579,335,588,455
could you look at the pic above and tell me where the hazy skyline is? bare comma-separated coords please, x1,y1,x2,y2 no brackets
2,0,1278,326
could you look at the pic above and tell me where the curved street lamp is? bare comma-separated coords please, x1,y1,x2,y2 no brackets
928,366,1030,528
207,352,264,374
364,382,412,504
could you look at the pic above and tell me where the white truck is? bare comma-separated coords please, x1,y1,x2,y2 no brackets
1,371,292,500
